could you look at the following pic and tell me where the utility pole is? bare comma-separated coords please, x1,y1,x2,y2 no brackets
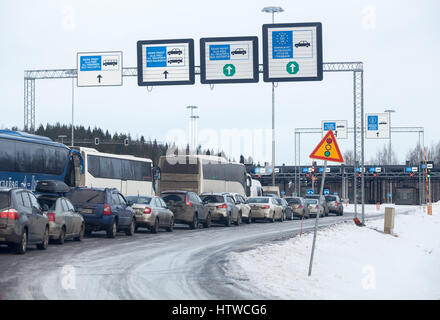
384,109,396,203
262,6,284,187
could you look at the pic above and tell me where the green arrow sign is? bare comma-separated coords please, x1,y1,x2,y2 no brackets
223,64,236,77
286,61,299,75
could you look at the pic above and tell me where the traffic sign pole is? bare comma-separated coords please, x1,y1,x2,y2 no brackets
308,160,327,277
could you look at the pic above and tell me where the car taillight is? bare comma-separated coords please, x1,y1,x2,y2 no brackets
298,204,303,209
216,203,227,209
185,194,192,207
46,212,56,222
103,204,111,216
315,205,319,209
144,207,152,214
335,201,339,206
1,209,19,220
261,205,270,209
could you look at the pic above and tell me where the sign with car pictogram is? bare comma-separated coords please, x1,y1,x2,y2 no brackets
200,37,259,84
321,120,348,139
262,23,323,82
137,39,195,86
309,130,344,163
365,113,390,139
77,51,123,87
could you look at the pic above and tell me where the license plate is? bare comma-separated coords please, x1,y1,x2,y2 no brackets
81,209,93,214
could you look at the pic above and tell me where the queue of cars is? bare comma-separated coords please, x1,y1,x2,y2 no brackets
0,180,343,254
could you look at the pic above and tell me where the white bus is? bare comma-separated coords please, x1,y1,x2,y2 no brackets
158,154,252,197
72,147,155,196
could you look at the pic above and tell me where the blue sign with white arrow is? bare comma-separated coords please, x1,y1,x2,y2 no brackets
324,189,329,195
307,189,314,195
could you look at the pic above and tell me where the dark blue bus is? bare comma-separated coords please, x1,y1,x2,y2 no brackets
0,130,83,190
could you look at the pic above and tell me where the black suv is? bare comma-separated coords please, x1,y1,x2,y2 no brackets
0,188,49,254
161,190,210,229
67,187,135,238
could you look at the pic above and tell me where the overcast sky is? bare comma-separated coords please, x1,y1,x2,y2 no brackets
1,0,439,166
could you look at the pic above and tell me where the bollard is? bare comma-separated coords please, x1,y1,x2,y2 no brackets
384,207,395,234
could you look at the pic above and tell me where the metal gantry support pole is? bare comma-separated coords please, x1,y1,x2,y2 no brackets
24,78,35,133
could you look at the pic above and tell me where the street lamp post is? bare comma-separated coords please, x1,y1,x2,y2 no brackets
262,6,284,187
384,109,396,203
187,105,198,151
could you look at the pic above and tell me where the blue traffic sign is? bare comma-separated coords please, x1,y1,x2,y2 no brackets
281,190,286,195
209,44,230,60
367,115,378,131
272,31,293,59
80,56,102,71
146,46,167,68
334,192,338,195
307,189,314,195
323,122,336,131
324,189,329,195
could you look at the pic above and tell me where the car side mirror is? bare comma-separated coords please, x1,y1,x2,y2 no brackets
127,201,134,207
42,204,49,212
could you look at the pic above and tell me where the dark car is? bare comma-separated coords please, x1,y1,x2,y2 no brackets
0,188,49,254
161,191,210,229
304,194,329,216
167,48,183,55
199,193,240,227
168,58,183,64
274,197,293,221
231,48,246,55
295,40,310,48
67,187,136,238
325,195,343,216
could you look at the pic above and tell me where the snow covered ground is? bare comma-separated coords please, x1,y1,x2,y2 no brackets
226,204,440,299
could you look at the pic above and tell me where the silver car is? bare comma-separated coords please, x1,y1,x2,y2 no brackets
285,197,310,219
325,195,344,216
200,193,240,227
305,199,324,218
228,193,252,223
126,196,174,233
246,197,283,222
37,195,85,244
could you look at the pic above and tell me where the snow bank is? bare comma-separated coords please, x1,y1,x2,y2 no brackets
226,205,440,299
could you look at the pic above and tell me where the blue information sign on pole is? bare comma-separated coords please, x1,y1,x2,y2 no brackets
323,122,336,131
307,189,314,195
324,189,329,195
209,44,230,60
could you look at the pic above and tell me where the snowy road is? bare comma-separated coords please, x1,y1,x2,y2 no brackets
0,206,413,300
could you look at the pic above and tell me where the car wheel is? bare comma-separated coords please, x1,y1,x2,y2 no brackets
37,227,49,250
107,221,117,238
74,224,85,241
235,212,241,226
15,230,27,254
56,227,66,245
125,219,135,236
189,213,198,230
151,218,159,234
85,229,92,237
247,211,252,224
225,213,232,227
270,212,275,223
167,217,174,232
203,213,212,228
280,213,284,222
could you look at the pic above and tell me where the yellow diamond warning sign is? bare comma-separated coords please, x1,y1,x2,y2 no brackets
309,130,344,163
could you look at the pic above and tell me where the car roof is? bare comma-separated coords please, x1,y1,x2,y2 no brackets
161,190,189,194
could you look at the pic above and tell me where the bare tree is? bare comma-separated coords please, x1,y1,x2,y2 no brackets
343,150,354,165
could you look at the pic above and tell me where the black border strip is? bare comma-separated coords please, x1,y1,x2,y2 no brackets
200,36,259,84
136,39,195,86
262,22,323,83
